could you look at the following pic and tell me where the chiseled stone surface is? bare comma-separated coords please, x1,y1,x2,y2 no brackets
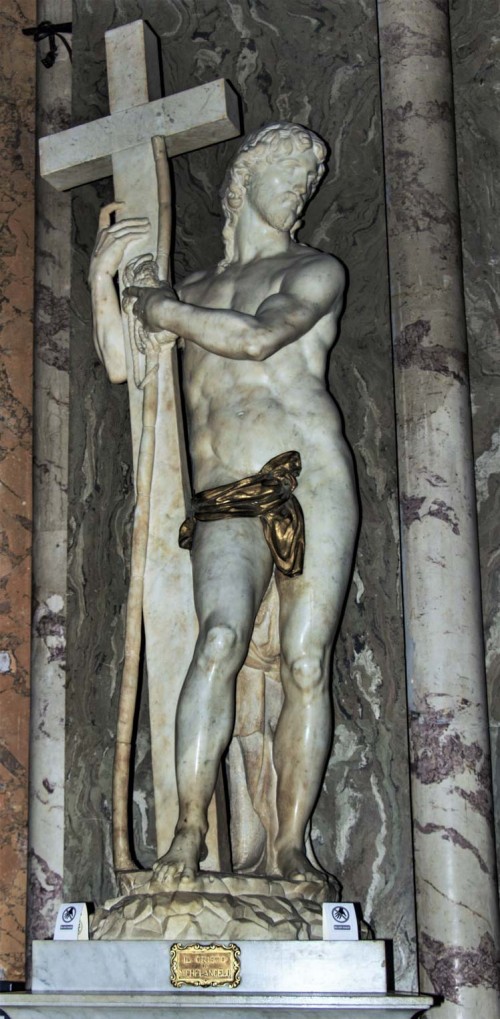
0,0,36,983
91,871,340,943
65,0,415,989
92,890,323,942
449,0,500,888
377,1,500,1016
28,0,72,948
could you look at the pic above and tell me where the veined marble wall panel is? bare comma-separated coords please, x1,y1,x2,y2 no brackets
0,0,36,982
67,0,416,988
449,0,500,883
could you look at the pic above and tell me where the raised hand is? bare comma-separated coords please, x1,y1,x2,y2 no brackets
89,203,151,282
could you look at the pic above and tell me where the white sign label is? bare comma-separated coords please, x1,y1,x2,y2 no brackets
322,902,359,941
54,903,89,941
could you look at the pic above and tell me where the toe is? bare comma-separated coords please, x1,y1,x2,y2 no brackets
289,869,306,882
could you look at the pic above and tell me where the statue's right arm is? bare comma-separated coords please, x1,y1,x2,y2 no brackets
88,207,150,383
125,253,344,362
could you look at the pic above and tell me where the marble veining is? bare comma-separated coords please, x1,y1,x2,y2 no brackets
419,930,500,1007
28,0,72,951
377,0,500,1014
31,938,388,994
449,0,500,890
0,0,36,983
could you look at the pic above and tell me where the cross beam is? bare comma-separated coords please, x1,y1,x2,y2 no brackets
40,79,239,191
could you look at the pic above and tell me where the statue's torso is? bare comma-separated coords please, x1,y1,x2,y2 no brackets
178,245,350,491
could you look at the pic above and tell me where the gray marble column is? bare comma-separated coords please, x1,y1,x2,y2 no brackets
28,0,72,944
376,1,500,1016
449,0,500,895
0,0,36,983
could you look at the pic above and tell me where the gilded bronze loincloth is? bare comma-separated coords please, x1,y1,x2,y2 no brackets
179,450,305,577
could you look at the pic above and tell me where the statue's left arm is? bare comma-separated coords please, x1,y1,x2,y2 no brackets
89,207,151,382
125,254,344,361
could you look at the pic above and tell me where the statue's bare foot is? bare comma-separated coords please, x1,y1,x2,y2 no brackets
153,827,206,886
276,846,327,883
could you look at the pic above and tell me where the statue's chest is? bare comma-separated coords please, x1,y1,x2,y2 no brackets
189,264,284,315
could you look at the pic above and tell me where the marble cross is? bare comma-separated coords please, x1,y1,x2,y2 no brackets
39,20,240,869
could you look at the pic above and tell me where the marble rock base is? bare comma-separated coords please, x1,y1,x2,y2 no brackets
91,870,341,941
0,990,434,1018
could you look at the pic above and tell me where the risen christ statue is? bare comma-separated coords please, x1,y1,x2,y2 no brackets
89,122,358,885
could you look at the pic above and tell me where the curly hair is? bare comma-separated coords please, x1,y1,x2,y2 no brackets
217,121,327,272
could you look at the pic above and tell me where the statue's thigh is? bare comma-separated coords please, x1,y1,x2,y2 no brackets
191,516,273,631
277,476,358,661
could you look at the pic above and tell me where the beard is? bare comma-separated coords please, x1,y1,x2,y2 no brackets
265,197,300,233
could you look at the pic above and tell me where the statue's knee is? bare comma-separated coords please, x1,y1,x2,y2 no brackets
200,624,240,666
288,655,325,693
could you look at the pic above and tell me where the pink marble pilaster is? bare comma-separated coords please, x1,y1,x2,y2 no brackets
0,0,36,984
376,1,500,1016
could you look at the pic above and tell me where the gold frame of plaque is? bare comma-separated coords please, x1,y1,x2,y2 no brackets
170,943,241,988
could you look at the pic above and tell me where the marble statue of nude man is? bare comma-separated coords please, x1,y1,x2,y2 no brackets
89,122,358,884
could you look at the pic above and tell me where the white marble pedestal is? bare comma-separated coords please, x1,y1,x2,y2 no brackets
0,941,433,1018
0,991,435,1017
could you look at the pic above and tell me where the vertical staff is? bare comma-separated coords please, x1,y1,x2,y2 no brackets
112,136,171,874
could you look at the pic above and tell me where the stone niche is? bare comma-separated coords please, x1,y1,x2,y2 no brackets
65,0,417,991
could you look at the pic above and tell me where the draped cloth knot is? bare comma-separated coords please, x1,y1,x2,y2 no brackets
179,450,305,577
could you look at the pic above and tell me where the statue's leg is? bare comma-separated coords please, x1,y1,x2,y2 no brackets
273,461,358,882
154,515,272,882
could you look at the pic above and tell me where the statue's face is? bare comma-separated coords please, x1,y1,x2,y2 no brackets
245,147,318,232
